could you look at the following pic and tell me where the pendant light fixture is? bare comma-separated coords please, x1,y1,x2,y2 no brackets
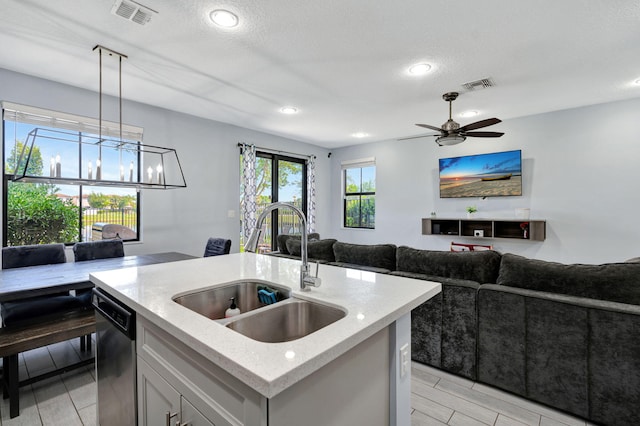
11,45,186,189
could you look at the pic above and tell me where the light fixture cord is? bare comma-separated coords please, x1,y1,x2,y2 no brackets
119,55,123,142
119,53,123,173
98,47,102,162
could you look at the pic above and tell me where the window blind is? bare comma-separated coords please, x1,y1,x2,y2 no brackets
2,101,144,141
341,157,375,169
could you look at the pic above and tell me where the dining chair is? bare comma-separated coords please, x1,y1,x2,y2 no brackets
72,239,126,349
1,244,84,327
203,238,232,257
2,243,66,269
72,239,125,262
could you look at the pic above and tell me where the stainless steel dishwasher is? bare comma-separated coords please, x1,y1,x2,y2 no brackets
92,287,136,426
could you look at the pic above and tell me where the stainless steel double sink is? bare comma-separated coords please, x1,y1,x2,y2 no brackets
173,280,346,343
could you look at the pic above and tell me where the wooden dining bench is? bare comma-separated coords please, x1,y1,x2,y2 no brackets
0,309,96,418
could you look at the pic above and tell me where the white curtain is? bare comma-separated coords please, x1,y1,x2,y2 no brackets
241,144,257,241
306,155,317,232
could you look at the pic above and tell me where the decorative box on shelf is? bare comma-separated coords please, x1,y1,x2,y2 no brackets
421,218,546,241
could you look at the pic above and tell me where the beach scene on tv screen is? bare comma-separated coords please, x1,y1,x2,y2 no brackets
439,150,522,198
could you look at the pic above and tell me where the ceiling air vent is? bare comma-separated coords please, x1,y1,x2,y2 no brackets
461,78,495,91
111,0,157,25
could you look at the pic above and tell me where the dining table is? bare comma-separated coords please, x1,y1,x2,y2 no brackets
0,251,197,302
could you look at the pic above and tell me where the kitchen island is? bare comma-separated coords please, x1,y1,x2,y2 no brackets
90,253,440,426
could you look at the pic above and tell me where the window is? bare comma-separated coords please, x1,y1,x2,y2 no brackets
343,158,375,229
2,103,142,246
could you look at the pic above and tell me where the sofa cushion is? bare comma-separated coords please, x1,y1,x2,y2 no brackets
396,246,501,283
497,253,640,305
276,233,320,254
332,242,397,271
286,239,336,262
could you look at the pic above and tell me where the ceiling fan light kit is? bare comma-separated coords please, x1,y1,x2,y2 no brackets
436,135,467,146
412,91,504,146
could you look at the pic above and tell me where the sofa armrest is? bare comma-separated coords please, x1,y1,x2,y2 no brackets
478,284,640,423
480,283,640,315
408,274,480,380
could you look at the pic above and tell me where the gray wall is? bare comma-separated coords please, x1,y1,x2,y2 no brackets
3,68,639,264
0,68,330,258
328,97,640,264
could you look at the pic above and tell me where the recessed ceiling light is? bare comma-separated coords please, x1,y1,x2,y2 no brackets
280,106,298,114
408,63,432,76
209,9,239,27
351,132,369,138
460,110,479,118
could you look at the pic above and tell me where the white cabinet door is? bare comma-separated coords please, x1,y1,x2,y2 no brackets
138,357,181,426
181,397,215,426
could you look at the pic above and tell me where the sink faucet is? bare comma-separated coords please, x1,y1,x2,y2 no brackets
244,202,322,291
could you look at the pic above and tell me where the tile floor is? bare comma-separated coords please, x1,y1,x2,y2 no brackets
0,339,596,426
410,362,597,426
0,338,96,426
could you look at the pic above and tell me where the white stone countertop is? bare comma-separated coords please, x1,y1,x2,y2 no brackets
89,253,441,398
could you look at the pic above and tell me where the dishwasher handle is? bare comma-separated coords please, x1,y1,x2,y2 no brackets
92,287,135,339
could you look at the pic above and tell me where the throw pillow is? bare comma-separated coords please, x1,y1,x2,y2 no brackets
285,239,337,262
332,242,397,271
276,233,320,254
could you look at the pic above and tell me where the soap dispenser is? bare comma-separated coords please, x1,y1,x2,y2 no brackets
225,297,241,318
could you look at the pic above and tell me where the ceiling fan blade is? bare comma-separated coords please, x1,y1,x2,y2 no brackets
464,131,505,138
398,133,438,141
458,118,501,132
415,123,443,132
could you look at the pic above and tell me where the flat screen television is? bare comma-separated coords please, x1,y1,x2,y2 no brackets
439,149,522,198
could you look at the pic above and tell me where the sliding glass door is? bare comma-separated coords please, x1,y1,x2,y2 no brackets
253,153,307,252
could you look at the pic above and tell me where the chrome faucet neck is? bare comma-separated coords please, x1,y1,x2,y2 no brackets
247,202,320,291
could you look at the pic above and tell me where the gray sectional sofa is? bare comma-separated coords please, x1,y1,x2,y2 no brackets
268,235,640,425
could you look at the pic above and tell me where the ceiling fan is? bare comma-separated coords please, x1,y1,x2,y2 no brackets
401,92,504,146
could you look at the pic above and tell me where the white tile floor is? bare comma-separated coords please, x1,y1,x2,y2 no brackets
1,340,596,426
410,362,597,426
0,338,95,426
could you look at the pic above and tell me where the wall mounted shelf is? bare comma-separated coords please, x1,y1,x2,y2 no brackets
422,218,546,241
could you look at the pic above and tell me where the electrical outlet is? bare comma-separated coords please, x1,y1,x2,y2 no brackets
400,343,409,378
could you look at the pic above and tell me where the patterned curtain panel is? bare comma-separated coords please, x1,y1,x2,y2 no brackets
241,144,257,241
307,155,317,232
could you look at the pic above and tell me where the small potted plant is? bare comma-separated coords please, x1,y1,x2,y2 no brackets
466,206,477,219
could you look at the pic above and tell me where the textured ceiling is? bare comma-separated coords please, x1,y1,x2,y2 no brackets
1,0,639,148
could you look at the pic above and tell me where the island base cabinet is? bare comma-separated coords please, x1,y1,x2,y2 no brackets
137,317,401,426
138,357,214,426
137,318,267,426
268,326,390,426
137,357,180,426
